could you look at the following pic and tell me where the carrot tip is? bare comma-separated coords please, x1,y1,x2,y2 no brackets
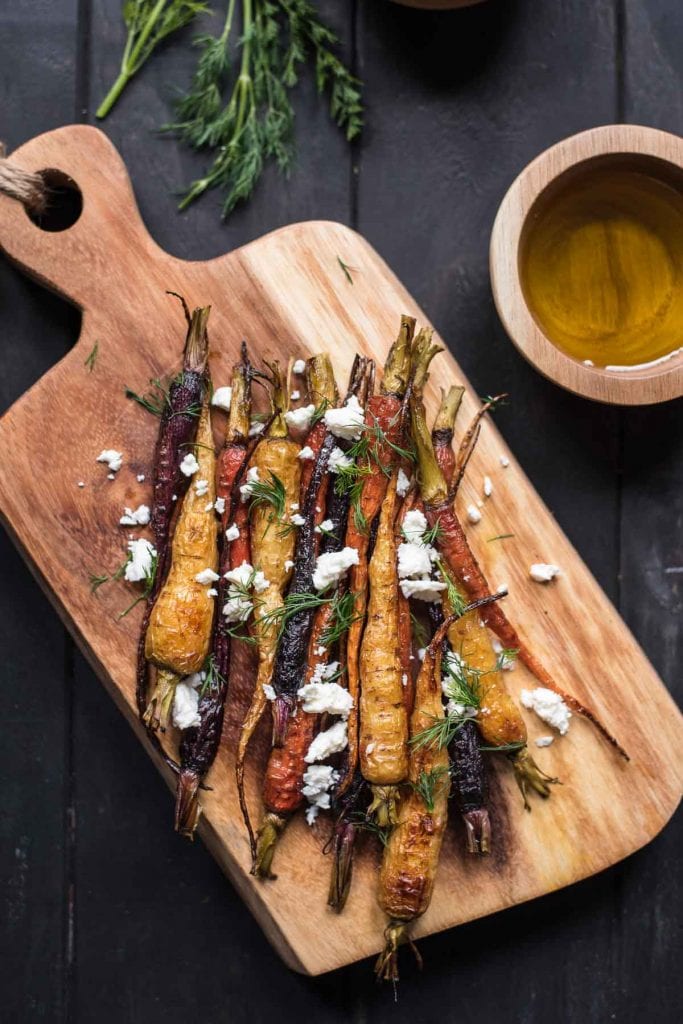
463,809,492,855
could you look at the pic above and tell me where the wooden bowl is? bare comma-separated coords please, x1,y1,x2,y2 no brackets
490,125,683,405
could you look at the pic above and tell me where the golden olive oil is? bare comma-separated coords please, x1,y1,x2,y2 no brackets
520,161,683,367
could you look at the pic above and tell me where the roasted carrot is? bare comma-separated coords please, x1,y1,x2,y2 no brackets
135,302,210,728
327,770,367,912
359,472,408,825
174,347,255,836
412,391,628,762
340,315,415,796
375,614,454,983
299,354,339,501
235,363,301,857
143,391,219,729
431,385,465,488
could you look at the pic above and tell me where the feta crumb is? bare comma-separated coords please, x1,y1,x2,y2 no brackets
499,455,510,468
96,449,123,472
520,687,571,735
535,735,554,748
225,523,240,542
119,503,151,527
417,648,426,662
314,645,325,657
529,563,561,583
302,764,339,812
285,404,316,432
328,446,353,474
402,508,428,543
304,720,348,763
211,386,233,412
400,578,447,602
312,546,359,591
172,681,201,730
366,742,376,755
401,674,408,687
172,494,177,501
292,359,307,375
107,473,115,480
136,473,146,482
239,466,260,501
207,588,218,598
263,684,276,701
324,394,365,441
222,561,269,622
204,502,214,513
214,496,226,516
466,504,482,524
249,420,265,437
185,672,205,690
298,445,315,461
491,637,516,670
397,541,433,580
305,805,319,826
180,453,199,477
483,475,493,497
124,538,156,583
291,390,301,401
291,513,306,527
77,481,85,488
195,567,220,585
583,359,594,367
284,559,294,571
290,502,299,511
396,468,411,497
298,681,353,718
194,478,209,497
496,582,508,595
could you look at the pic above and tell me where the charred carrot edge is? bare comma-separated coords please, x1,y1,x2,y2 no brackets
412,392,629,761
235,362,301,859
450,393,506,496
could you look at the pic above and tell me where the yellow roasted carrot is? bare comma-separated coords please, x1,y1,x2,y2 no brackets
376,616,452,983
143,395,219,728
359,471,408,825
235,363,301,857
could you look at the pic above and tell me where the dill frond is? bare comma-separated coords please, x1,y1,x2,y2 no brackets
248,471,286,520
411,766,450,812
83,340,99,372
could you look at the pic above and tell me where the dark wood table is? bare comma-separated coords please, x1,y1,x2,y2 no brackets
1,2,681,1020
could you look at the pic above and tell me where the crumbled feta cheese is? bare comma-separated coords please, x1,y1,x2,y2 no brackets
402,508,428,543
185,672,205,690
310,661,339,684
291,513,306,527
499,455,510,468
214,497,226,516
305,720,348,763
172,494,177,501
124,538,156,583
292,359,307,375
77,481,85,488
396,468,411,497
466,504,482,524
583,359,594,367
284,559,294,571
302,764,339,810
496,582,508,595
314,645,325,657
285,404,316,432
180,453,199,477
107,473,115,480
535,735,554,747
520,687,571,735
324,394,365,441
249,420,265,437
305,805,319,826
119,503,151,527
96,449,123,472
328,446,353,474
298,445,315,461
195,567,220,585
137,473,146,482
222,561,269,622
172,681,201,730
263,684,276,701
211,386,233,412
483,475,493,497
225,523,240,542
400,578,447,602
240,466,260,501
529,563,561,583
312,547,359,591
298,681,353,718
207,588,218,598
417,648,426,662
397,542,433,580
291,390,301,401
290,502,299,511
194,478,209,497
491,637,516,670
401,674,408,687
204,502,214,512
315,519,335,535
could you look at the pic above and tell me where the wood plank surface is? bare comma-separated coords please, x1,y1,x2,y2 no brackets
1,0,681,1017
0,121,681,977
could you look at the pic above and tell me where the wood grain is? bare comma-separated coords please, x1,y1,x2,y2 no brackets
0,125,682,976
490,125,683,406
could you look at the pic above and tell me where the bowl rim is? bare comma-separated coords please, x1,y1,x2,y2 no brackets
489,124,683,406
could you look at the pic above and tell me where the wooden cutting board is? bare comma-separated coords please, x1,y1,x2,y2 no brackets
1,126,681,976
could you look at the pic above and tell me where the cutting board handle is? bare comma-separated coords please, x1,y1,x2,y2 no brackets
0,125,174,310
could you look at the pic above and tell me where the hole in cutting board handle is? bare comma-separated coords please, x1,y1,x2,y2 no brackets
26,169,83,232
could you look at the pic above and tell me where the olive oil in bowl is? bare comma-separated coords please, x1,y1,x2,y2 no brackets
520,157,683,368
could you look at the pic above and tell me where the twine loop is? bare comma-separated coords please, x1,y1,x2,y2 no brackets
0,142,48,215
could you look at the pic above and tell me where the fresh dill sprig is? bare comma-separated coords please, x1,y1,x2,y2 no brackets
337,256,355,284
435,558,467,615
83,340,99,372
310,398,330,426
411,766,450,812
88,572,111,593
480,741,525,754
487,533,515,543
423,518,443,546
166,0,362,217
441,650,482,709
248,471,286,520
348,812,391,847
320,590,361,647
262,587,359,645
199,654,228,697
96,1,209,120
118,551,158,619
125,377,169,417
